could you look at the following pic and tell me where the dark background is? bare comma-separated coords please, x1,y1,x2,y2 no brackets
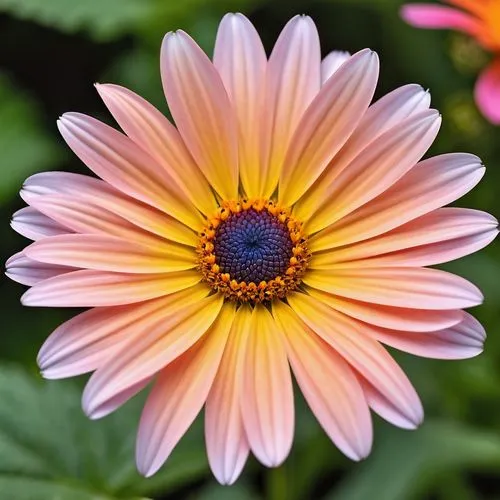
0,0,499,498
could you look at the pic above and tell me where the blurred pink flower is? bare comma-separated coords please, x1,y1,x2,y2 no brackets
401,0,500,123
5,12,498,484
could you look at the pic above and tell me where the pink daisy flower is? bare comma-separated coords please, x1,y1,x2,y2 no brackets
401,0,500,124
5,13,498,484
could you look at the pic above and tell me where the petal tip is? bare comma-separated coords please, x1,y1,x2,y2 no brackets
19,294,29,307
471,287,485,306
94,82,107,94
263,456,287,468
139,465,157,478
36,354,47,371
58,112,76,124
411,406,424,429
398,407,424,431
4,270,14,282
400,5,435,27
465,346,484,359
212,469,240,486
85,407,104,421
399,4,413,20
38,368,61,380
4,253,16,270
289,13,316,32
136,452,163,478
346,437,373,462
351,447,370,462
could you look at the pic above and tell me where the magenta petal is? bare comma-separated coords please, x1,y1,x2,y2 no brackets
475,58,500,125
401,4,481,36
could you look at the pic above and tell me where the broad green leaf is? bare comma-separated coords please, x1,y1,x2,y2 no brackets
0,75,64,204
0,478,123,500
326,420,500,500
0,0,152,41
0,365,209,499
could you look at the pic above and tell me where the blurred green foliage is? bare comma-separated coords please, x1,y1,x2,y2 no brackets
0,0,499,499
0,0,151,41
0,366,210,499
0,76,64,204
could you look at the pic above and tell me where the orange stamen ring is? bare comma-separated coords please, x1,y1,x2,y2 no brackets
197,199,311,303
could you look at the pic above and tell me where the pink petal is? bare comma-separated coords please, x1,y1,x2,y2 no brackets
306,109,441,233
372,312,486,360
260,15,321,197
136,304,235,477
11,206,69,240
311,153,484,251
88,378,153,420
82,292,223,419
6,252,75,286
38,285,209,379
306,286,463,333
21,269,200,307
321,51,351,83
160,30,238,200
357,231,497,268
475,58,500,125
205,306,251,485
295,84,431,224
303,267,483,310
279,49,379,207
24,234,195,273
58,113,202,229
312,208,498,267
24,193,181,250
288,292,423,429
345,85,432,156
214,13,267,198
401,4,481,36
241,304,294,467
22,172,196,247
359,378,420,430
273,300,372,461
96,84,216,216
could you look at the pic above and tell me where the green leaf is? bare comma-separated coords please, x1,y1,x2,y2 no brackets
0,477,119,500
0,0,152,41
326,420,500,500
0,75,63,204
0,365,209,499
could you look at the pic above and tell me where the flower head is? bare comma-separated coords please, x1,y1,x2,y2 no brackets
6,13,498,484
401,0,500,123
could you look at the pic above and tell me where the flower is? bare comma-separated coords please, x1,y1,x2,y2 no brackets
401,0,500,124
5,12,498,484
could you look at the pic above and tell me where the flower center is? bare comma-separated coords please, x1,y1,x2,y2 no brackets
197,199,310,303
215,208,293,283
